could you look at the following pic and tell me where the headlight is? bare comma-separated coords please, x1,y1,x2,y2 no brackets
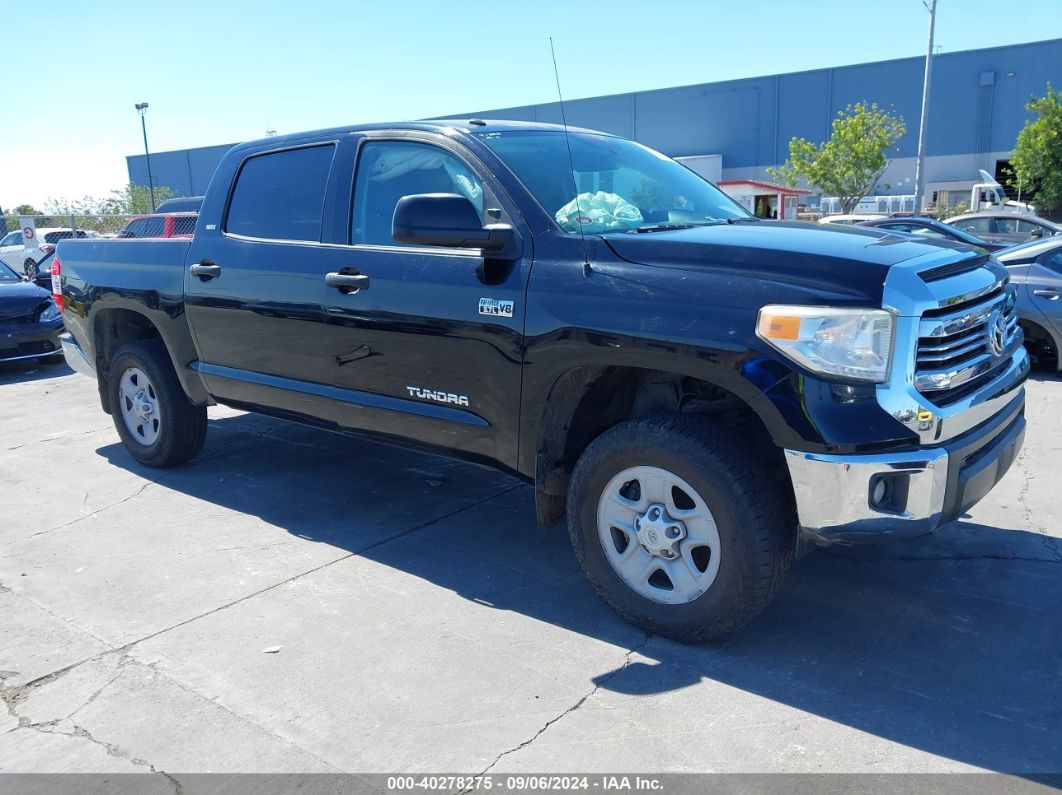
38,302,62,322
756,305,894,383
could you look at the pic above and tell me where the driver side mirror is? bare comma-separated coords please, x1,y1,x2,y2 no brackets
33,272,52,289
1030,226,1045,239
392,194,519,259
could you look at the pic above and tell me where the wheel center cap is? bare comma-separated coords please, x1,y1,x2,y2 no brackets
635,503,686,558
133,390,153,420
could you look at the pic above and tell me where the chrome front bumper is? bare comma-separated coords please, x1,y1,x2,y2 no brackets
61,333,95,378
785,395,1026,544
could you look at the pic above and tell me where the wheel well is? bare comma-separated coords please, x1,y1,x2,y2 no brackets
92,309,163,413
534,367,791,526
1019,318,1060,369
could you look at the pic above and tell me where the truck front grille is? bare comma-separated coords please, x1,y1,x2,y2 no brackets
914,284,1020,406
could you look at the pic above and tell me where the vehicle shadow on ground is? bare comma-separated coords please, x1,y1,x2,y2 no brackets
0,358,71,385
99,412,1062,774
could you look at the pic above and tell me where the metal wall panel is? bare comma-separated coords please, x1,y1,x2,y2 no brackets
128,39,1062,197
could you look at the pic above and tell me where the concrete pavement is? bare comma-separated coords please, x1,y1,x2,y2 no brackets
1,359,1061,776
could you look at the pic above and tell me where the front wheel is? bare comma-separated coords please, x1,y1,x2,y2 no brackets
108,339,207,467
24,258,37,278
567,416,794,642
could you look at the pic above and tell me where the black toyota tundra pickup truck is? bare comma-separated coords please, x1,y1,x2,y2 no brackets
55,120,1029,641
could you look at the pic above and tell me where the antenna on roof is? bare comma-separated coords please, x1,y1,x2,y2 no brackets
550,37,589,270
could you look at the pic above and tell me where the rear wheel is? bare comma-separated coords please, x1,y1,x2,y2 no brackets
1021,320,1059,371
567,416,794,642
108,339,207,467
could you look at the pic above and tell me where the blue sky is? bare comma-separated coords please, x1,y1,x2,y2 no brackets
5,0,1061,208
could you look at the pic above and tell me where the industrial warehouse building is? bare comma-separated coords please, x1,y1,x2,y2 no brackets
128,37,1062,213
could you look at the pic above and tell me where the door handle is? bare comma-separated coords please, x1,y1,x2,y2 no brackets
1033,289,1060,300
190,262,221,280
325,272,370,293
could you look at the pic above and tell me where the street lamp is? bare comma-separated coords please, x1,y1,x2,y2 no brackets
134,102,156,212
912,0,937,215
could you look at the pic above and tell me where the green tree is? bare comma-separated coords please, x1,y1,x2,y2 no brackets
12,204,42,216
101,183,174,215
769,102,906,214
1012,84,1062,214
45,183,174,217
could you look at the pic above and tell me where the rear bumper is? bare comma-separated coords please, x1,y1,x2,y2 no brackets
785,393,1026,544
60,332,95,377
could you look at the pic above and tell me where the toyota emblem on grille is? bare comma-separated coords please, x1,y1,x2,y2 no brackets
988,310,1007,356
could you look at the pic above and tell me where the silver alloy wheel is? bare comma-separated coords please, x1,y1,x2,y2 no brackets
118,366,161,446
596,465,722,605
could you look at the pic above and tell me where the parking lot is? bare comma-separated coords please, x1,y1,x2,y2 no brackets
1,360,1061,776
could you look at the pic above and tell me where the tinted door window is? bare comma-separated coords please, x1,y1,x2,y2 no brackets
1016,219,1053,238
954,217,994,233
351,141,484,247
226,144,336,241
1042,250,1062,275
0,231,20,246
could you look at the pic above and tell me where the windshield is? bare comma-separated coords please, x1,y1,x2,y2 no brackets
474,130,750,233
933,223,990,246
0,262,20,282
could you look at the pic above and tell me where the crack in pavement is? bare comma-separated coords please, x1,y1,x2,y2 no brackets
1012,445,1062,562
4,426,113,452
470,632,654,784
0,481,521,774
0,420,281,551
1,480,159,549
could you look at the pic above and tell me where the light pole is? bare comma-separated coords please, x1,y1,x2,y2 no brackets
912,0,937,215
135,102,156,212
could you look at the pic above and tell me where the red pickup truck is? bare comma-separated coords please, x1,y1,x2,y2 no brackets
118,212,197,239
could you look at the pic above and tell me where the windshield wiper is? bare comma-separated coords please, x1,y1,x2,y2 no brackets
726,217,761,224
629,223,698,233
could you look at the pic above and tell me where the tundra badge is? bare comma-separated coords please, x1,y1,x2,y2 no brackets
406,386,470,407
479,298,514,318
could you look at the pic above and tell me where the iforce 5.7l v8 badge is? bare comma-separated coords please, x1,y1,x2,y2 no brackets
478,298,514,318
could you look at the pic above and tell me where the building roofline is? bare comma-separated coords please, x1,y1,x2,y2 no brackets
458,36,1062,115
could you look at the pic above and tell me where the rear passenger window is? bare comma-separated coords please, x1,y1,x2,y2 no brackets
173,216,197,235
226,144,335,241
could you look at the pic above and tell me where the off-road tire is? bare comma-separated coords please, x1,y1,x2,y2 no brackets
567,415,794,642
108,339,207,467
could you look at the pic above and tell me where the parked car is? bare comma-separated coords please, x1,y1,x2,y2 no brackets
944,212,1061,246
0,227,88,277
118,213,198,239
55,119,1028,641
996,237,1062,370
154,196,204,213
858,216,1006,251
818,213,887,226
0,257,64,364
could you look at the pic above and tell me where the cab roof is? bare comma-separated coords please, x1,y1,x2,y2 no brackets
233,119,611,153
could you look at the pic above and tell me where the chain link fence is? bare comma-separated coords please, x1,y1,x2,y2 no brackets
0,214,137,277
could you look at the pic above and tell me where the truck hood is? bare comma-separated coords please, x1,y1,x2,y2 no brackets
601,221,975,303
0,281,52,319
